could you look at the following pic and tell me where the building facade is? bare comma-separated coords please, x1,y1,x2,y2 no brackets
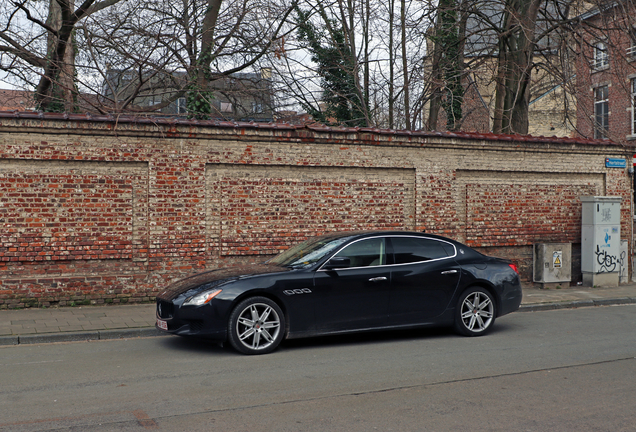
101,68,275,121
575,1,636,144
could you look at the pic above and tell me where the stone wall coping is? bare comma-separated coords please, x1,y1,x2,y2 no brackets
0,110,631,151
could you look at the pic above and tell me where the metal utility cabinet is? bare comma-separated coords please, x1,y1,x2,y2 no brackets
533,243,572,288
581,196,622,287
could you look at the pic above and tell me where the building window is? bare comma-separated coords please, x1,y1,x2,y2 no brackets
593,40,609,70
594,85,609,139
629,29,636,58
148,97,161,107
220,102,233,113
177,97,187,114
632,78,636,135
252,102,263,113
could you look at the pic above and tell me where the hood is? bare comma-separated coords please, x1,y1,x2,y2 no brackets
157,264,290,300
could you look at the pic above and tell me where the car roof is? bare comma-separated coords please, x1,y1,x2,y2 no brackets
321,230,457,243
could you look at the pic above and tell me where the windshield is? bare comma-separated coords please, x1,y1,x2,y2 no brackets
267,235,354,268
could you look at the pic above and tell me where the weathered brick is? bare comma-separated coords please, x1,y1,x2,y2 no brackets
0,114,632,306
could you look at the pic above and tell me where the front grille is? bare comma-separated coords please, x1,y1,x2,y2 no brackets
188,320,204,333
157,300,174,319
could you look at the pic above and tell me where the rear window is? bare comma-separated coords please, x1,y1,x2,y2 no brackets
390,237,453,264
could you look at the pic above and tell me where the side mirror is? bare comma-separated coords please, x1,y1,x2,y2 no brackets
323,256,350,270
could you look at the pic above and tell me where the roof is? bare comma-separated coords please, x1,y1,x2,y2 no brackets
0,90,36,111
576,0,621,20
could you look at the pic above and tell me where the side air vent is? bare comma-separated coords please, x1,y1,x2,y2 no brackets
157,301,174,319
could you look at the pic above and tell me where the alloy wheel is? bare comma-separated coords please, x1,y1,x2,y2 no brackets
232,300,283,353
460,291,494,333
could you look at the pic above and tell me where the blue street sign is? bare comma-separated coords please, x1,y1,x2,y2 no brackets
605,158,627,168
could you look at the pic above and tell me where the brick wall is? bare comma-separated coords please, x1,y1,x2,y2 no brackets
208,164,415,257
465,182,598,247
0,113,632,308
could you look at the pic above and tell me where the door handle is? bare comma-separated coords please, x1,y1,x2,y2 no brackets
369,276,388,282
441,270,458,275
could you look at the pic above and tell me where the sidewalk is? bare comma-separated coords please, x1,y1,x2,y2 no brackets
1,284,636,346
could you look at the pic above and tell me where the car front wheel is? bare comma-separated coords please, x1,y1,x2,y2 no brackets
454,287,496,336
228,297,285,355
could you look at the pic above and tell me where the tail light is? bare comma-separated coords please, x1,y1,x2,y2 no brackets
509,263,519,274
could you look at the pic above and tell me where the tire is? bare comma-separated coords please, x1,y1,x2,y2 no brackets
228,297,285,355
454,287,496,336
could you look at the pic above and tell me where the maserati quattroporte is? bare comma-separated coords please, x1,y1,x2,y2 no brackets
156,231,522,354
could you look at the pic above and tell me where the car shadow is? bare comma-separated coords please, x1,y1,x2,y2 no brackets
281,317,522,352
157,334,232,355
488,318,521,335
157,321,518,355
280,325,457,352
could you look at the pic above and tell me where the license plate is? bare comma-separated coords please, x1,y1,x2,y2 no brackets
156,319,168,331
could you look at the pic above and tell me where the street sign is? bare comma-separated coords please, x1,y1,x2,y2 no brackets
605,158,626,168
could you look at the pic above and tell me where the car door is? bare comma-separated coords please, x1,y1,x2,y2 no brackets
273,271,320,336
312,237,390,332
387,236,461,324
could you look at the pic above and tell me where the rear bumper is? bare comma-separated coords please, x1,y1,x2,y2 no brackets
499,283,523,316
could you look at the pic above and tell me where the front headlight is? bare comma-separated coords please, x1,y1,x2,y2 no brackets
183,289,223,306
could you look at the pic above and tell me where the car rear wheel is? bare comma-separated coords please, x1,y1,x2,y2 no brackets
228,297,285,355
454,287,496,336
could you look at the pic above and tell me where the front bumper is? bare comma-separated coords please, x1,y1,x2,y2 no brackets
156,299,227,340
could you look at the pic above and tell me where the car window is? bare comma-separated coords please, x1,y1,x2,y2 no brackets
334,238,386,268
390,237,452,264
268,235,354,268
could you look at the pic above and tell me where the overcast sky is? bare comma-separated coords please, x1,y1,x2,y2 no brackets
0,72,16,89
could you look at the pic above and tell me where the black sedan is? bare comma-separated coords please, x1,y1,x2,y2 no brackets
156,231,522,354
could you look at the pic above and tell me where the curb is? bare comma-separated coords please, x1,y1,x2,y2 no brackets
518,297,636,312
0,327,165,346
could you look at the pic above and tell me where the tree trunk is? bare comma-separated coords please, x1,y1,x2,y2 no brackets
388,0,395,128
492,0,542,135
439,0,463,131
427,0,462,131
338,0,369,126
426,37,443,131
363,0,370,121
188,0,223,118
401,0,411,130
37,0,83,112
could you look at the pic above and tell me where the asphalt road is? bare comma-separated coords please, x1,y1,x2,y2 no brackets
1,305,635,431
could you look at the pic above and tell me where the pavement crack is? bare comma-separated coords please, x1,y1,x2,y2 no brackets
109,357,636,426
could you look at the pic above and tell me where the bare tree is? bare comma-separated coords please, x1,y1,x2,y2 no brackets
89,0,296,117
387,0,395,128
490,0,543,134
269,0,433,129
1,0,295,116
6,0,632,136
427,0,468,131
0,0,126,111
287,1,370,126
